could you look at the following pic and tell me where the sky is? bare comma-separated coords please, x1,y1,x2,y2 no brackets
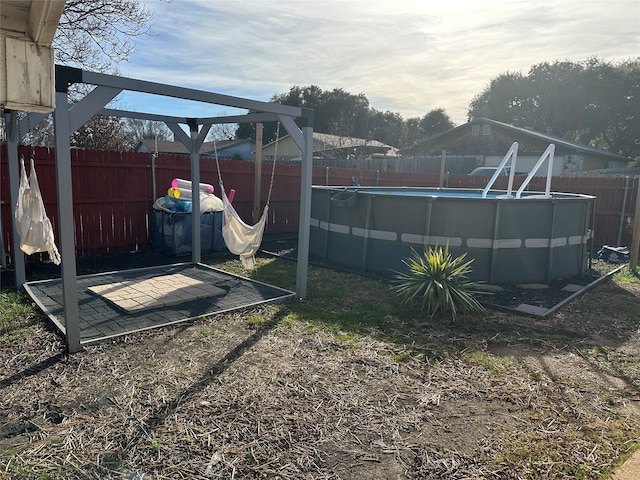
117,0,640,127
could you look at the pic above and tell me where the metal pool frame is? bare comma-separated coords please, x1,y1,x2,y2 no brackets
310,186,595,285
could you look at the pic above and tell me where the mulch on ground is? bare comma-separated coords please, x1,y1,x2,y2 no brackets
1,247,638,479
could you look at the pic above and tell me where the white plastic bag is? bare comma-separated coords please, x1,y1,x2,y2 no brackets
14,158,61,265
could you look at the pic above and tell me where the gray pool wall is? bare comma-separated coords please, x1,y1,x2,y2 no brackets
309,186,595,284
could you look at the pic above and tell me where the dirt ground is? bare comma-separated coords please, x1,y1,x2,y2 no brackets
1,259,639,479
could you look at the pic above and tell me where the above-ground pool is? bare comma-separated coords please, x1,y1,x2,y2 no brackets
309,186,595,284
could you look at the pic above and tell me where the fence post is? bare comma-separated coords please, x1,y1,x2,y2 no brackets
439,150,446,188
253,123,263,223
617,176,630,246
629,179,640,271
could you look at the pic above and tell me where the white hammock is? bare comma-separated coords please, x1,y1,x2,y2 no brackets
215,123,280,269
219,184,267,270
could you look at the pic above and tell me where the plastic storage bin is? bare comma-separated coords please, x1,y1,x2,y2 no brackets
151,207,225,256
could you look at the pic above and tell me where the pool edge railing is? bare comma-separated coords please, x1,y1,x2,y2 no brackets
516,144,555,199
482,142,519,198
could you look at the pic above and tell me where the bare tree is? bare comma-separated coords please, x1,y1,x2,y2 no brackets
9,0,157,148
71,115,130,151
54,0,153,71
206,124,239,142
125,119,174,146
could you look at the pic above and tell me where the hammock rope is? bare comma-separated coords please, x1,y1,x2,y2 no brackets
214,123,280,269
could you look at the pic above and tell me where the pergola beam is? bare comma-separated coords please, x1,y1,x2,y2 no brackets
278,114,305,152
100,108,188,124
197,112,281,125
69,86,122,133
166,122,190,146
100,108,282,127
74,67,304,118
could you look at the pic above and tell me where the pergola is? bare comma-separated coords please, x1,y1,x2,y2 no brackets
4,65,314,353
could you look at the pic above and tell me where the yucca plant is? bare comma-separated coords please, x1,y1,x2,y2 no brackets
393,244,487,320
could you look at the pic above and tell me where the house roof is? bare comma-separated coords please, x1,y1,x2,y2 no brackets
408,117,630,162
136,138,250,155
1,0,65,46
265,132,399,157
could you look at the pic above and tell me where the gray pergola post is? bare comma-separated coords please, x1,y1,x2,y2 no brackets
188,119,201,262
50,70,122,353
187,120,212,263
52,89,82,353
4,110,26,287
296,110,314,298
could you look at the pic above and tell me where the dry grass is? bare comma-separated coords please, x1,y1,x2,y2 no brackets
1,255,639,479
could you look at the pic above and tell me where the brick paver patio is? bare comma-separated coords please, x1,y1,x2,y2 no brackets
24,263,294,345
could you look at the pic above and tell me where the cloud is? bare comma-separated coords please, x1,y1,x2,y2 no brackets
122,0,639,125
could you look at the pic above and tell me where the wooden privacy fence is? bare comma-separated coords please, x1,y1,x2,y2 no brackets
0,146,305,261
1,145,638,263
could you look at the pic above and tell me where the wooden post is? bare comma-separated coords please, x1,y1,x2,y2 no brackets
253,123,263,223
629,178,640,271
438,150,446,188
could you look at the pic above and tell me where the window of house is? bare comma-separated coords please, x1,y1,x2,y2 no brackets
471,125,480,136
482,124,491,135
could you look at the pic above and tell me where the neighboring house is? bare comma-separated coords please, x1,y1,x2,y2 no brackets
262,132,399,161
404,118,630,176
134,139,256,160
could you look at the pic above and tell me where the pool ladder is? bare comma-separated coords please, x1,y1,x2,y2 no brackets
481,142,555,199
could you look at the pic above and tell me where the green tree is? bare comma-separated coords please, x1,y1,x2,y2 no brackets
419,108,455,137
405,117,424,147
321,88,371,138
402,109,456,152
367,109,408,148
236,85,372,144
468,71,528,124
579,58,640,156
238,85,456,151
271,85,371,139
467,58,640,158
525,61,586,134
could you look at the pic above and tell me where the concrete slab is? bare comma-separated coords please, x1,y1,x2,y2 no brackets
88,273,227,313
516,284,549,290
561,283,584,293
476,284,505,293
515,304,549,316
611,448,640,480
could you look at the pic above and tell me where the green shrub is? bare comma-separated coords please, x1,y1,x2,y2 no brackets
393,244,486,320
